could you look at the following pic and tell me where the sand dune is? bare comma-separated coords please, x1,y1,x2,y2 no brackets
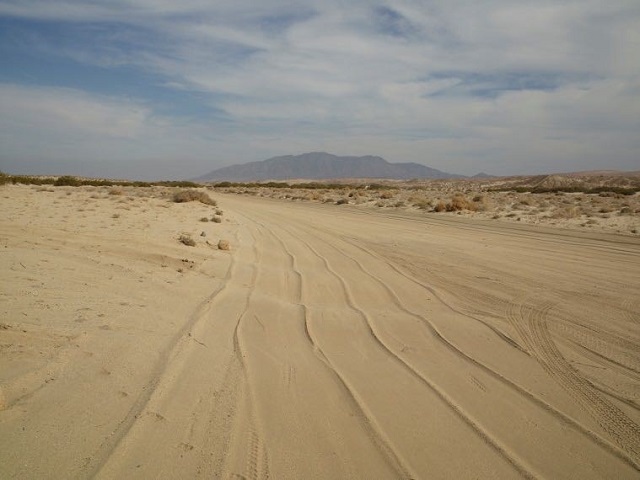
1,184,639,479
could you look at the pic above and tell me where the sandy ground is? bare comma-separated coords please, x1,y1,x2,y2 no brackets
215,173,640,237
1,184,639,479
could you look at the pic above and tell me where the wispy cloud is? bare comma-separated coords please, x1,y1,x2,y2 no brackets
0,0,638,178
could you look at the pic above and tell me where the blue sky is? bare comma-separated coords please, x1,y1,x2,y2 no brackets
0,1,638,179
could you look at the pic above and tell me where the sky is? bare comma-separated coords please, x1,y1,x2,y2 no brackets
0,1,639,180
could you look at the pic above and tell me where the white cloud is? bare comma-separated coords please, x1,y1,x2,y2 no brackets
1,0,639,176
0,84,150,138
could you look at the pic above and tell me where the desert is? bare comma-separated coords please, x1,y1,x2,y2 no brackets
1,176,639,479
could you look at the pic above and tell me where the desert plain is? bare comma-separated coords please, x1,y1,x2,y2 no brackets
1,177,639,479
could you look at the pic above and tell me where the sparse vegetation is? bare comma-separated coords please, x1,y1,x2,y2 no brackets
0,173,201,189
433,201,447,212
172,190,217,206
446,195,477,212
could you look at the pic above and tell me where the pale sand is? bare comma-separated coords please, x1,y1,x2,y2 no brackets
1,184,639,479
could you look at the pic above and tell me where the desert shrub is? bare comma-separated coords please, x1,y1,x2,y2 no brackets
433,201,447,212
552,207,580,219
0,171,7,185
178,234,196,246
172,189,217,206
336,198,349,205
380,191,395,199
447,195,477,212
200,217,209,222
212,216,222,223
109,187,124,195
409,195,432,209
54,176,82,186
218,239,230,250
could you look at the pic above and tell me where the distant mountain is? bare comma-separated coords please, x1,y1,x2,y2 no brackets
195,152,463,182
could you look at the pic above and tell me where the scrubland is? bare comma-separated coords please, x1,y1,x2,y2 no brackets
1,176,639,479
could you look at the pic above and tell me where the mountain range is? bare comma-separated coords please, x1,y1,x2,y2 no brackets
195,152,466,182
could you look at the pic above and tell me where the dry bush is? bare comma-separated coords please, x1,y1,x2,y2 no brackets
551,206,580,219
447,195,477,212
380,191,395,199
173,189,217,206
211,216,222,223
109,187,124,196
336,198,349,205
411,196,432,210
200,217,209,222
218,239,230,250
472,194,490,211
179,234,196,246
433,201,447,212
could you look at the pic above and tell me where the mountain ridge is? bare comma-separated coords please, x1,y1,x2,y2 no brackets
195,152,464,181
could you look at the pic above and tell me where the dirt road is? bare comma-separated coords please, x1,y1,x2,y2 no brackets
2,188,639,479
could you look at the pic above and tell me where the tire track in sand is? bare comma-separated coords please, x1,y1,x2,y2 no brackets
507,295,640,462
319,227,640,472
223,226,271,480
86,242,238,478
238,213,414,479
275,221,538,479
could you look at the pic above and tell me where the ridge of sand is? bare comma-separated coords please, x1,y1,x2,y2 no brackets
1,184,639,479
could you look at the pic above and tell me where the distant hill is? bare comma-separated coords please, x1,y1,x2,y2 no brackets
195,152,464,182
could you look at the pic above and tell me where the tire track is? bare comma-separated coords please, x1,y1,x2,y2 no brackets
225,226,271,480
552,320,640,373
622,298,639,324
238,212,415,479
227,196,640,473
276,221,539,479
86,250,237,478
508,295,640,461
346,207,640,257
308,225,640,472
563,337,640,381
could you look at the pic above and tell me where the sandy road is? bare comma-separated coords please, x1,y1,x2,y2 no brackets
2,188,639,479
97,194,639,479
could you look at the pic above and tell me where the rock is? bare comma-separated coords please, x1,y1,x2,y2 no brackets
217,239,230,250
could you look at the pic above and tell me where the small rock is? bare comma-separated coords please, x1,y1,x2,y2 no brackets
200,231,206,237
218,239,230,251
